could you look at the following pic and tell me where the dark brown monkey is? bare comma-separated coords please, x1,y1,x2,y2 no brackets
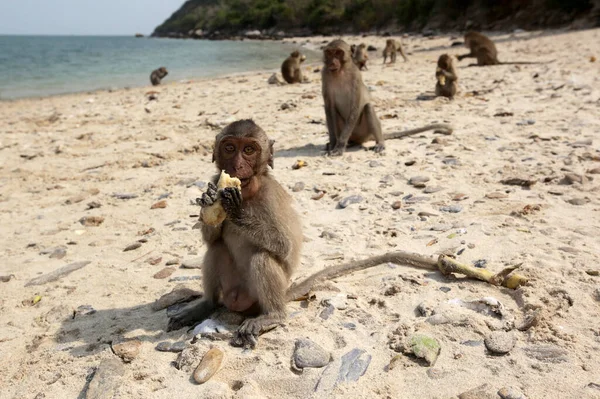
150,67,168,86
281,51,306,84
322,39,452,156
435,54,458,99
167,120,303,348
382,39,408,64
352,43,369,71
457,31,547,66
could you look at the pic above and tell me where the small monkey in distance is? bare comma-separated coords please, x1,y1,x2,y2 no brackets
352,43,369,71
435,54,458,99
457,31,548,66
321,39,452,156
281,51,306,84
383,39,408,64
150,67,168,86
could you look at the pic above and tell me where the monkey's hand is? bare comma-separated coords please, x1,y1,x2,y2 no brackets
231,315,282,349
371,143,385,153
196,182,219,208
220,187,243,221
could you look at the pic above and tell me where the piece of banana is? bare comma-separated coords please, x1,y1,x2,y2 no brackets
200,170,242,226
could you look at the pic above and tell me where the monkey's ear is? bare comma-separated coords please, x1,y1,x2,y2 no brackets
268,139,275,169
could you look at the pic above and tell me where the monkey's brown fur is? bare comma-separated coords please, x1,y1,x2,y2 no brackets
383,39,408,64
352,43,369,71
321,39,452,156
435,54,458,99
281,51,306,84
150,67,168,86
167,120,303,348
457,31,546,66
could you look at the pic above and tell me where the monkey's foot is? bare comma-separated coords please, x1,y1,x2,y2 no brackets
166,299,216,332
371,143,385,153
328,147,344,157
231,315,282,349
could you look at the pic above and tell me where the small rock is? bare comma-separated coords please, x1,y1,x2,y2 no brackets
86,359,125,399
484,331,516,354
151,287,202,311
408,334,441,366
587,167,600,175
320,230,339,240
458,383,497,399
166,259,179,266
423,186,445,194
154,267,176,279
80,216,105,226
417,301,435,317
176,344,204,373
501,178,536,187
123,242,142,252
74,305,96,317
473,259,487,268
486,192,508,199
391,201,402,210
156,341,187,353
293,338,331,369
181,258,203,268
49,247,67,259
426,368,449,379
25,261,91,287
147,256,162,265
193,347,224,384
151,200,167,209
439,286,451,293
593,288,600,302
409,176,430,187
338,195,363,209
498,386,527,399
516,119,535,126
281,102,297,111
319,304,335,320
112,193,138,200
292,182,305,192
338,348,371,382
312,191,325,200
523,345,568,363
369,160,382,167
267,73,282,85
567,198,589,206
323,294,348,310
561,173,583,185
0,274,15,283
86,201,101,210
111,338,141,362
439,205,462,213
461,340,483,347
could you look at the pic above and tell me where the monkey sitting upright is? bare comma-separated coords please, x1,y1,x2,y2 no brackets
150,67,168,86
382,39,408,64
321,39,452,156
281,51,306,84
167,119,303,348
435,54,458,99
352,43,369,71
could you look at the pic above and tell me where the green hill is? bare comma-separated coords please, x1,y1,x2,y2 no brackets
152,0,599,38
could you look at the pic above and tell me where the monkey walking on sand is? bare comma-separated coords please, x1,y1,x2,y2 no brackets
383,39,408,64
150,67,168,86
457,31,551,66
435,54,458,99
321,39,452,156
352,43,369,71
281,51,306,84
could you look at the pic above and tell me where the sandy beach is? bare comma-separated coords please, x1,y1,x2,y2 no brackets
1,28,599,399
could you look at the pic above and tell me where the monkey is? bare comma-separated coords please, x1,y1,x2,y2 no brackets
352,43,369,71
281,51,306,84
150,67,168,86
382,39,408,64
167,119,303,349
435,54,458,99
457,31,549,66
321,39,452,156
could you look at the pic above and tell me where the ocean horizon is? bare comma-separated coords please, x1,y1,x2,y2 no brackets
0,35,319,100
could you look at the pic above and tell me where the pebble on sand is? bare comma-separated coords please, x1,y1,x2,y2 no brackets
408,334,441,366
153,267,176,279
86,359,125,399
111,338,142,362
193,347,224,384
79,216,105,226
293,338,331,369
150,200,167,209
484,331,516,354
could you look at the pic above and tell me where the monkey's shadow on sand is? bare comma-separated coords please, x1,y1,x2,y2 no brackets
276,143,374,158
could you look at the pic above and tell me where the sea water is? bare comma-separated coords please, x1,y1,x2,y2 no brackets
0,35,319,100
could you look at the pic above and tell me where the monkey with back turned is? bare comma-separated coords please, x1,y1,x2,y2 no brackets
383,39,408,64
150,67,168,86
457,31,549,66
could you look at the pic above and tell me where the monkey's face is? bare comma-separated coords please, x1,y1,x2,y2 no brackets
159,67,168,77
324,48,346,72
437,55,451,70
217,138,262,187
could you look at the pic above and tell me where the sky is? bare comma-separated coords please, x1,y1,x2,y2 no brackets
0,0,185,35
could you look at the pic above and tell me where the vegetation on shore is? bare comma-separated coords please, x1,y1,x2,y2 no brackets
152,0,599,38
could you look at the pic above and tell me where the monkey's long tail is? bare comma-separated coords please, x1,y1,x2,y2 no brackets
384,123,453,140
285,251,438,301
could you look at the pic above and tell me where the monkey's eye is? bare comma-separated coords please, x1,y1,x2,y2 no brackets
224,144,235,153
335,50,344,58
243,146,256,155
